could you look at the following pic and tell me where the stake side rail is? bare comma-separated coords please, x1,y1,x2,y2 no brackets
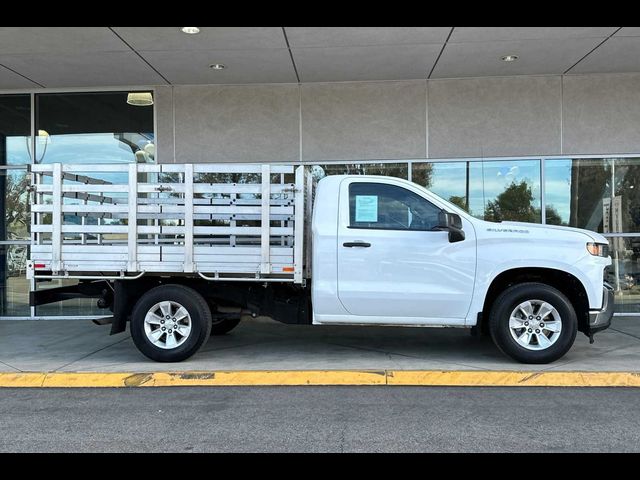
27,163,306,284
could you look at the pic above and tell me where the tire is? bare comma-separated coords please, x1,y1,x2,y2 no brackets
210,318,241,336
489,282,577,364
130,284,212,362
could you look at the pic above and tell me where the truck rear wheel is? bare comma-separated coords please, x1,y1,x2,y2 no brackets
489,282,577,364
131,284,212,362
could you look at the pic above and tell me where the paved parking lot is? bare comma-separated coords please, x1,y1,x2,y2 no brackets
1,316,639,373
3,386,640,452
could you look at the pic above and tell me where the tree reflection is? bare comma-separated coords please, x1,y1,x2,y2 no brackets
448,195,467,210
485,180,538,223
314,163,412,182
3,171,29,240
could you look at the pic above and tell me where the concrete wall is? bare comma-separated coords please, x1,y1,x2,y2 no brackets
155,73,640,164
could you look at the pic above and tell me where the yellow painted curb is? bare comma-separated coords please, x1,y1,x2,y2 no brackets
0,370,388,388
0,370,639,388
0,373,47,387
387,371,640,387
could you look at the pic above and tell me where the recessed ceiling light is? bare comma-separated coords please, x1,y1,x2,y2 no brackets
209,63,227,70
181,27,200,35
501,54,519,62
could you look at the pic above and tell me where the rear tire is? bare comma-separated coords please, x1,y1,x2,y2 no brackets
131,284,212,362
489,282,577,364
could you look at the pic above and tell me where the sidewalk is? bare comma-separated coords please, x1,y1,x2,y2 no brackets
1,317,639,386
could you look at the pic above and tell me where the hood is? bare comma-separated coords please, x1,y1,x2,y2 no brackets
500,221,608,244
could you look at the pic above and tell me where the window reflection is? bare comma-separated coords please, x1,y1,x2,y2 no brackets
0,245,30,316
412,160,542,223
312,163,408,180
0,94,31,165
545,158,640,233
35,278,103,316
35,92,154,164
606,237,640,313
0,169,30,241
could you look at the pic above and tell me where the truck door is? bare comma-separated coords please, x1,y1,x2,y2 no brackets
337,178,476,319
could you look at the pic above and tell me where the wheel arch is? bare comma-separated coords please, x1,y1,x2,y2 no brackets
479,267,590,335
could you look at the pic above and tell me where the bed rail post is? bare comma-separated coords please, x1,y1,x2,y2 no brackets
294,165,305,284
184,163,194,273
260,164,271,274
127,162,138,272
51,163,62,273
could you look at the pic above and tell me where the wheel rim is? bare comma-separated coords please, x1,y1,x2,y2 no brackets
143,301,192,350
508,299,562,351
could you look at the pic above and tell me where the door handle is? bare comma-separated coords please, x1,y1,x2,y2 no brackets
343,241,371,248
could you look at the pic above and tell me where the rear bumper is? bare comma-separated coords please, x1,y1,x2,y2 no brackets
588,283,614,334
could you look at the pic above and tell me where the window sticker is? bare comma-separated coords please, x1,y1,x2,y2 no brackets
355,195,378,222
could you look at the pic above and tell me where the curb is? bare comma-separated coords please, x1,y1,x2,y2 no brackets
1,370,640,388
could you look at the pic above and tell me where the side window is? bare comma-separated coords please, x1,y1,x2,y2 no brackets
349,182,442,231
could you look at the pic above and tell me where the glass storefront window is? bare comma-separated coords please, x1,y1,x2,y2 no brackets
311,163,408,181
0,91,159,318
545,158,608,230
0,94,31,165
413,161,480,214
0,169,30,241
35,91,154,164
412,159,542,223
4,87,640,318
605,236,640,313
545,158,640,233
0,244,30,316
35,279,103,317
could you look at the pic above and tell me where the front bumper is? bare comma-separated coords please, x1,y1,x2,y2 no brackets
588,283,614,334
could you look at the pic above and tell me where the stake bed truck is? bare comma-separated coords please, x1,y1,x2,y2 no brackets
27,163,614,363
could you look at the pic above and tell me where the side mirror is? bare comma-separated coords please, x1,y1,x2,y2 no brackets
437,211,465,243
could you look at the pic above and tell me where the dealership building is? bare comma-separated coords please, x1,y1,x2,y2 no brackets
1,26,640,320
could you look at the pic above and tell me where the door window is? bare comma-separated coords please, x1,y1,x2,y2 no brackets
349,182,442,231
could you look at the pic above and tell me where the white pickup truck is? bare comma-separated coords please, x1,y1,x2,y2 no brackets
27,163,613,364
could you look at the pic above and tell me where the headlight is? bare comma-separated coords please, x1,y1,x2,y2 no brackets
587,242,609,257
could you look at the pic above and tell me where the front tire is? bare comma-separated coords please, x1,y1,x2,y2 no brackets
131,284,212,362
489,282,577,364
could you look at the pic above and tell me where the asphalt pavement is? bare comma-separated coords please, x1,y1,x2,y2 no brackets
1,386,639,452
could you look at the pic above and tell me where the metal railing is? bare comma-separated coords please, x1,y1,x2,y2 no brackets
28,163,305,284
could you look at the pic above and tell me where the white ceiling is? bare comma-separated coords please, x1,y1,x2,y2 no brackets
0,27,637,88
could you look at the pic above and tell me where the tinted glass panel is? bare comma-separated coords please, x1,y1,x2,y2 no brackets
412,162,478,213
35,92,154,164
35,279,104,316
0,94,31,165
412,159,542,223
0,245,30,316
545,158,640,233
0,169,30,241
312,163,408,181
0,169,31,241
606,236,640,313
349,182,441,231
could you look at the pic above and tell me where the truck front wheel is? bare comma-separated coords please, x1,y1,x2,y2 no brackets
131,285,212,362
489,282,577,364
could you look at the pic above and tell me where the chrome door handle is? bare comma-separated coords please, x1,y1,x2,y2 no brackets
343,241,371,248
